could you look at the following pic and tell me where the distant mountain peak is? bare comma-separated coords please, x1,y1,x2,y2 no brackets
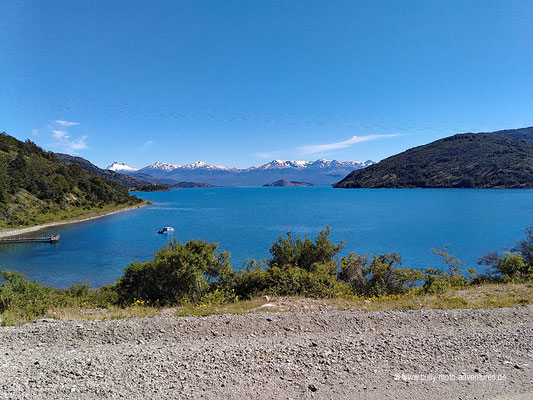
249,159,373,171
107,161,139,172
145,161,181,171
182,161,208,169
180,161,238,171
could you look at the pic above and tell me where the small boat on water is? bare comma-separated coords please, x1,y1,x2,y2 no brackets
158,227,175,234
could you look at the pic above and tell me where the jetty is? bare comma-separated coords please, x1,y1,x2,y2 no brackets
0,234,60,244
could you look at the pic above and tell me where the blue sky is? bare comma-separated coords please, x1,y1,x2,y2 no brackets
1,0,532,168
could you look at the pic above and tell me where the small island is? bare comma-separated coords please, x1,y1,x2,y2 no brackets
263,179,315,187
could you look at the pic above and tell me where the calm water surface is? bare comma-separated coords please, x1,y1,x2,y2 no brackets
1,187,532,288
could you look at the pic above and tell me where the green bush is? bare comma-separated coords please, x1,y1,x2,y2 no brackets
0,271,59,322
339,253,422,296
262,262,344,298
496,252,531,282
512,224,533,267
231,260,270,299
114,239,233,306
478,251,532,283
0,271,114,325
422,247,469,293
478,225,533,283
268,226,344,271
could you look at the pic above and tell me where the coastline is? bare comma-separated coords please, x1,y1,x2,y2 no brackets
0,203,148,238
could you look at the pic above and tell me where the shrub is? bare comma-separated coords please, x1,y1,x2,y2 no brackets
0,271,59,322
339,253,422,296
423,247,469,293
478,224,533,283
231,260,269,299
478,251,532,282
114,239,233,306
512,224,533,267
0,271,117,325
497,252,531,282
268,226,344,271
264,262,344,298
232,229,347,298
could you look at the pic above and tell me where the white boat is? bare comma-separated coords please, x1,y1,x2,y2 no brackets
158,227,175,234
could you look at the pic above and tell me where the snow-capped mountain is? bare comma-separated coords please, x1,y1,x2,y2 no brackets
246,160,313,171
106,161,139,172
143,161,181,172
115,159,374,186
247,159,372,171
180,161,238,171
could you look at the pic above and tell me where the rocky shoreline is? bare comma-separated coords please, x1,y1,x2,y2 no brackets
0,306,531,399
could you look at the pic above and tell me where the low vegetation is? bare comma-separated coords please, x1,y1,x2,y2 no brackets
1,224,532,326
0,132,143,229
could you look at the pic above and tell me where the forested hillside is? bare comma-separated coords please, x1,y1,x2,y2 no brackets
0,132,142,229
495,126,533,144
334,132,533,188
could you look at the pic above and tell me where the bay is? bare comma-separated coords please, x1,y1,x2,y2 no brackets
0,187,532,288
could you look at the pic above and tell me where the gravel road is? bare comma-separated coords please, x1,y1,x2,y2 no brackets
0,306,532,399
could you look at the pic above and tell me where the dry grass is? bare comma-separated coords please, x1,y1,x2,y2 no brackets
46,306,162,321
26,282,533,323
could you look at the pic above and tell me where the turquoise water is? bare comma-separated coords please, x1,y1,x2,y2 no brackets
0,187,532,288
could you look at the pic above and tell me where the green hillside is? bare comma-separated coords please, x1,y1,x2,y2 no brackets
0,132,143,229
334,132,533,189
495,126,533,144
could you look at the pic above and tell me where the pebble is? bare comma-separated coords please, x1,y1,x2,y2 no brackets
0,305,531,399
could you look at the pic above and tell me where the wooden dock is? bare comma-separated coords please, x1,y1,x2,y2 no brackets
0,234,60,243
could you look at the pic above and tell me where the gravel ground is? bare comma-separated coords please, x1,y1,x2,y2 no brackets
0,306,532,399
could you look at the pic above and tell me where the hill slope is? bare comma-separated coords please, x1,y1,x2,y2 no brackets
55,153,152,188
334,132,533,188
0,132,143,229
494,126,533,144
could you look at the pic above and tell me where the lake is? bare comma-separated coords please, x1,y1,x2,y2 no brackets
0,187,532,288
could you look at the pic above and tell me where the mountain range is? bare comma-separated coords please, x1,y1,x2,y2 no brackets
107,159,374,186
334,127,533,189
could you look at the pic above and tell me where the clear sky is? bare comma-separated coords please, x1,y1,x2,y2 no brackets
1,0,532,168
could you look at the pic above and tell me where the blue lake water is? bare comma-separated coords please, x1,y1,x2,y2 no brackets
0,187,532,288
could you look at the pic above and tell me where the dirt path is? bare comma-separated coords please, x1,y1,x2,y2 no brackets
1,306,532,399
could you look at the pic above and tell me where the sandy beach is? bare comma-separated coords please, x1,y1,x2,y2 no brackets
0,203,147,239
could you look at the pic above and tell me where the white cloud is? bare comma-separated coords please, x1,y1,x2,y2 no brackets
298,134,400,155
52,130,68,139
47,121,88,153
54,120,79,127
140,140,154,150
